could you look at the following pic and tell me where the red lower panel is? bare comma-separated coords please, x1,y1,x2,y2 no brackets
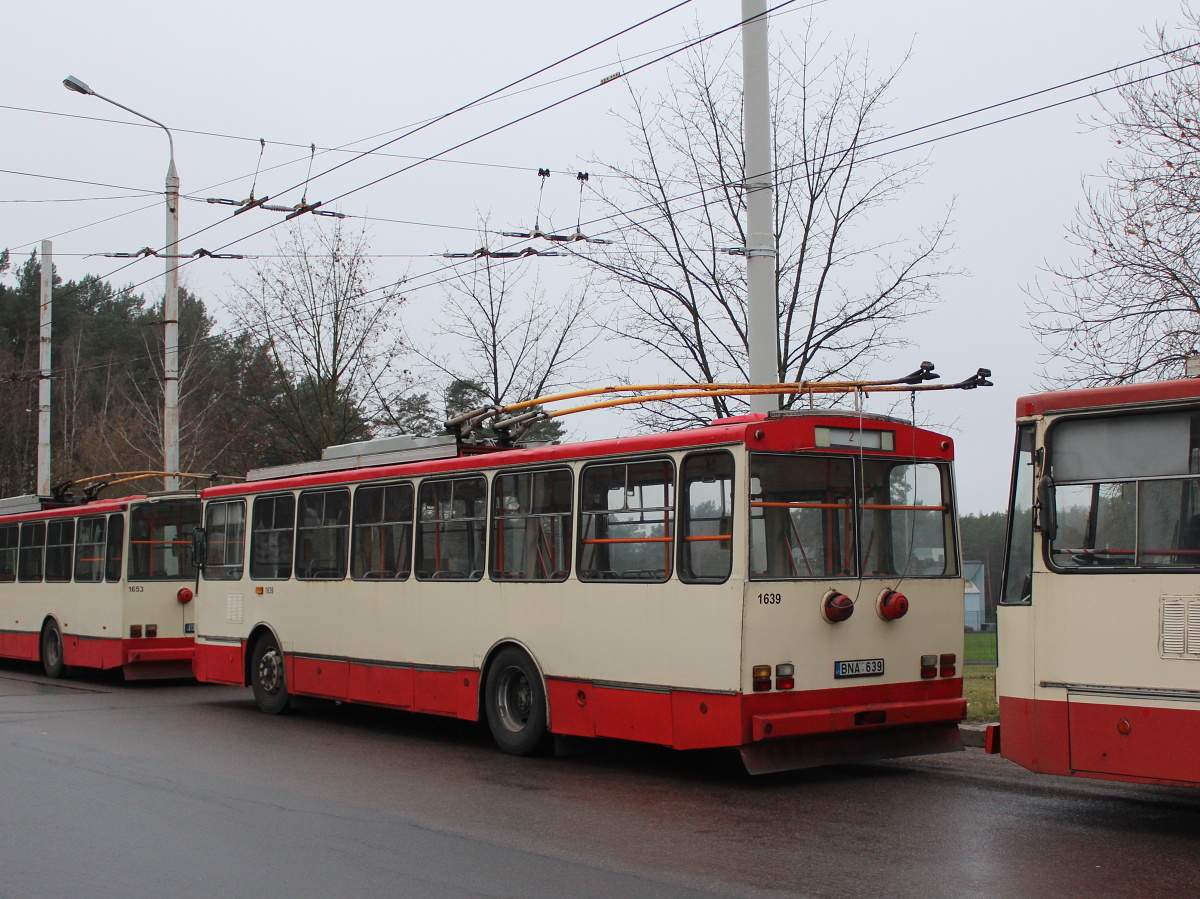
348,663,414,709
1069,699,1200,786
194,642,245,685
0,631,38,662
670,691,741,749
547,680,595,737
413,668,478,719
999,695,1071,777
63,636,122,670
292,656,349,700
593,686,674,746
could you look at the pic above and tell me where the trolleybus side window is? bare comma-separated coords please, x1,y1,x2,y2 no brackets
18,521,45,582
1047,409,1200,570
750,455,854,579
490,468,572,582
45,519,75,583
128,499,201,580
0,524,17,581
679,452,734,584
416,476,487,581
74,516,106,583
295,489,351,580
105,514,124,582
578,458,674,582
1000,424,1035,604
204,500,246,581
860,461,955,577
250,494,295,580
351,482,414,580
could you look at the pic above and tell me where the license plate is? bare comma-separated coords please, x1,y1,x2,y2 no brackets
834,658,884,678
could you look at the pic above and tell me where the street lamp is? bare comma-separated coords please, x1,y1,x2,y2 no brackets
63,75,181,491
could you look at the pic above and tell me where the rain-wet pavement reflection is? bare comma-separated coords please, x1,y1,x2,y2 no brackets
0,662,1197,899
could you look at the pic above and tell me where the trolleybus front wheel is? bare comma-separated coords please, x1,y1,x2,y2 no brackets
250,634,290,714
40,621,64,679
485,647,549,756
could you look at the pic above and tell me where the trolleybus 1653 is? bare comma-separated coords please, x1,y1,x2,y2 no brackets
996,376,1200,787
191,370,990,773
0,477,203,680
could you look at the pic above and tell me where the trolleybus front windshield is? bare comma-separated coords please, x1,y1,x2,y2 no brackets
128,498,201,580
1048,409,1200,570
749,454,955,580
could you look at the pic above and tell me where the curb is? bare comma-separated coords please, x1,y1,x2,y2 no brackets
960,722,994,748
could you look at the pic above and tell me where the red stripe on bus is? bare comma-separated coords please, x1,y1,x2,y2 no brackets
1000,694,1200,787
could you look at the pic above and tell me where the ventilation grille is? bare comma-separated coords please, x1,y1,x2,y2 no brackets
226,593,244,625
1161,596,1200,659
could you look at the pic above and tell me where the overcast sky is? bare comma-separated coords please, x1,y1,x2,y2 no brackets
1,0,1190,512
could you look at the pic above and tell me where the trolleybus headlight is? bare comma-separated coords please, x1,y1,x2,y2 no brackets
920,654,938,679
752,665,772,692
821,590,854,623
939,653,957,677
876,588,909,621
176,587,193,605
775,663,795,691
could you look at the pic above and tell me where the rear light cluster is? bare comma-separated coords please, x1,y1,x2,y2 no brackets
920,653,956,679
752,663,795,692
129,624,159,639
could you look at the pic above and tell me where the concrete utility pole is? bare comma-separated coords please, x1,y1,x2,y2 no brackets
62,76,181,490
742,0,779,414
37,240,52,497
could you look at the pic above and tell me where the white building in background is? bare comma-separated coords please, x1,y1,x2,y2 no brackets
963,560,986,632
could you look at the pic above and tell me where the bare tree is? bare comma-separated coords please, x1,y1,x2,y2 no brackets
229,221,411,461
419,249,594,440
581,32,953,427
1031,11,1200,385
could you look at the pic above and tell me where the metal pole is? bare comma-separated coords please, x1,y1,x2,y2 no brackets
61,78,180,490
742,0,778,414
37,240,53,497
164,159,180,491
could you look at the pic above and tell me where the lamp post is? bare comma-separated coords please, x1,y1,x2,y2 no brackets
63,75,181,491
741,0,778,413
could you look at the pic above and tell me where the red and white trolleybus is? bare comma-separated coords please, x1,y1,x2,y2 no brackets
193,373,987,773
997,377,1200,786
0,484,202,679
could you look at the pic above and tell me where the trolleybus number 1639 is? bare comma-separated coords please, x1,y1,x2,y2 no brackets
834,658,885,678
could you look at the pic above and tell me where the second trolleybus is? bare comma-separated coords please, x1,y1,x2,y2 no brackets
0,484,202,680
997,376,1200,787
191,375,980,774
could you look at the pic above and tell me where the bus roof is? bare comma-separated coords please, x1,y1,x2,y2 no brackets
203,410,956,500
1016,378,1200,418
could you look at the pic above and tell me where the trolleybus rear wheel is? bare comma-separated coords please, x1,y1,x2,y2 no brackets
41,621,64,679
250,633,290,714
485,647,549,756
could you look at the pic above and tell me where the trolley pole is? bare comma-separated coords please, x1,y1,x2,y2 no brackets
37,240,52,498
742,0,778,413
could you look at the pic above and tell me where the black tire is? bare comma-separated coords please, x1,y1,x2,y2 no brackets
484,646,549,756
41,621,64,679
250,633,290,715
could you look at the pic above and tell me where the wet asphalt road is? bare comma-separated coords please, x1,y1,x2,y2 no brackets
1,664,1198,899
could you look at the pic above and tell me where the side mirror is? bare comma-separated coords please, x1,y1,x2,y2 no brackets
1036,476,1056,542
191,526,208,570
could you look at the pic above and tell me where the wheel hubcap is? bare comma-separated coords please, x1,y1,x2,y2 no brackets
496,666,532,733
257,648,283,696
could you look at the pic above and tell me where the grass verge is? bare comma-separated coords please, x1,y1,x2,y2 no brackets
964,664,997,723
